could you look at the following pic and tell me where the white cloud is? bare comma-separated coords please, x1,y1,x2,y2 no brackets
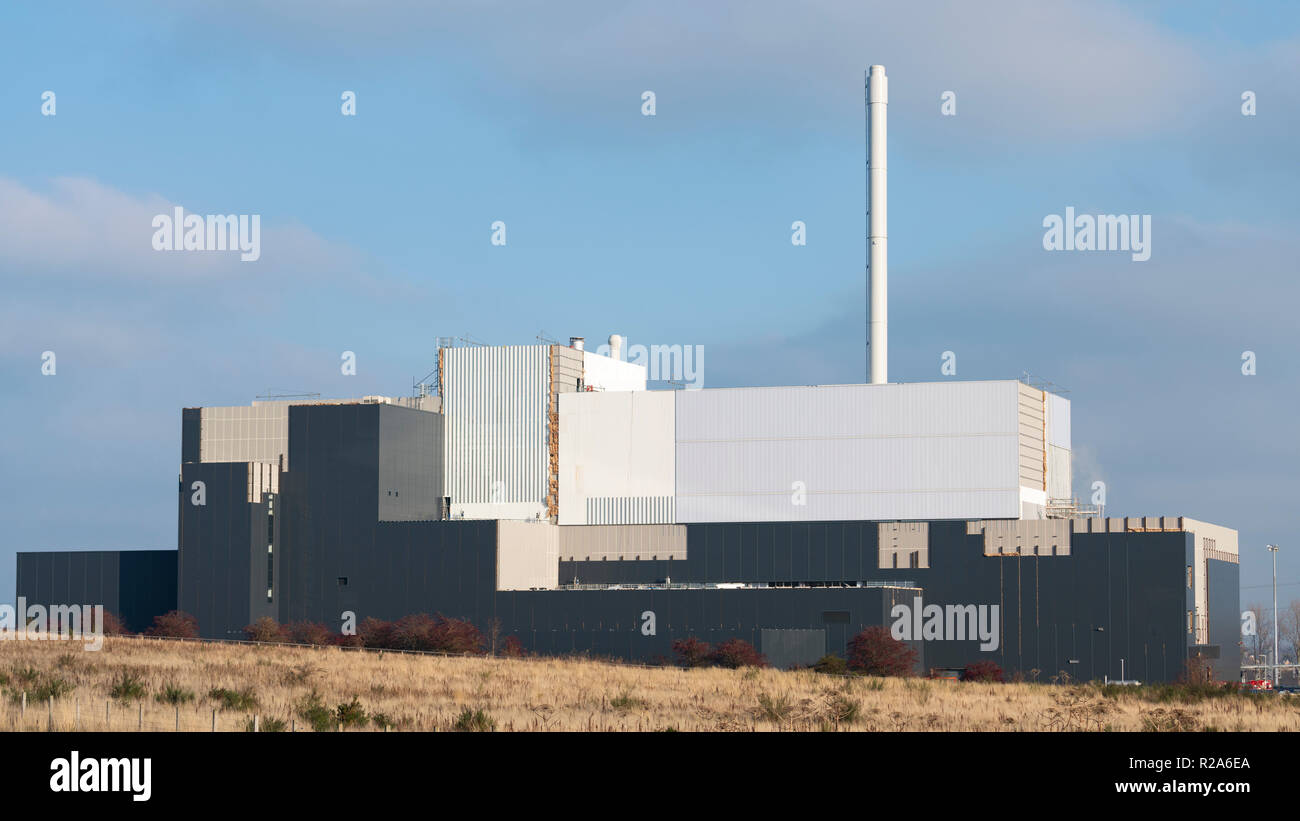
164,0,1279,140
0,176,362,283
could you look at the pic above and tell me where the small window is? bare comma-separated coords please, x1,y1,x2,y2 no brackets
337,576,349,587
1187,610,1194,634
1186,566,1193,589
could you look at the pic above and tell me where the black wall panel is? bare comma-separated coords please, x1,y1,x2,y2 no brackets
548,523,1202,680
15,549,176,634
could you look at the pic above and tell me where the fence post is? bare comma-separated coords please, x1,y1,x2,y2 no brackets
22,691,27,717
291,719,295,732
253,714,259,733
212,709,216,732
76,699,80,730
48,696,54,731
106,699,110,727
137,702,143,731
175,705,180,731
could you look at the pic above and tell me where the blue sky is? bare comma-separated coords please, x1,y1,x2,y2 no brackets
1,0,1297,608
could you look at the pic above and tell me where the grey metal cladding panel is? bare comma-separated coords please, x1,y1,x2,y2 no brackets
1205,558,1240,682
14,550,171,631
100,552,122,617
181,408,202,463
19,553,60,609
761,628,827,669
329,520,499,630
35,553,53,607
677,521,879,585
50,551,71,604
773,524,792,582
116,551,177,633
281,404,382,630
793,524,813,580
378,404,443,522
67,552,88,607
14,553,32,606
179,462,255,638
501,586,896,665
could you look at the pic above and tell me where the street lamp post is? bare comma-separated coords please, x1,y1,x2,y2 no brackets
1267,544,1279,687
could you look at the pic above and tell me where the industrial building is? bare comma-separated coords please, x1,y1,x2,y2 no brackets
14,65,1240,681
14,358,1241,681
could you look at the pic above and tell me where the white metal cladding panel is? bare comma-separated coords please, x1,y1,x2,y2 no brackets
677,488,1019,522
674,381,1022,523
443,345,549,506
675,381,1020,440
558,389,675,524
582,350,646,391
1047,444,1071,500
1046,392,1071,450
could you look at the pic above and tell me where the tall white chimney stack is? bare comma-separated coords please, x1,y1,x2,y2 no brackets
867,65,888,384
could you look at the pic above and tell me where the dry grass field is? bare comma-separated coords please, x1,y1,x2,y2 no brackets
1,636,1297,732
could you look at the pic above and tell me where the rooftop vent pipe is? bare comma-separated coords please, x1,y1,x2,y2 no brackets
570,336,584,351
867,65,887,385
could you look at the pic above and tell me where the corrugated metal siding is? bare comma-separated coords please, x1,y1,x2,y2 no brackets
443,345,549,510
586,496,675,524
1017,383,1045,491
246,461,279,503
673,381,1022,523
